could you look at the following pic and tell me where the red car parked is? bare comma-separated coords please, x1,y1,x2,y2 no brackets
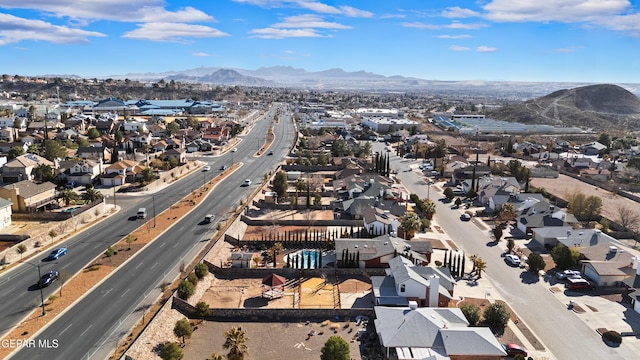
503,343,528,357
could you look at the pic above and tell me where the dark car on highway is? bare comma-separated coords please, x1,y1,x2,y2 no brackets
38,270,59,288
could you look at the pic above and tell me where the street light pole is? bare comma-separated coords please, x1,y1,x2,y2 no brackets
152,194,156,228
37,264,46,316
113,186,117,209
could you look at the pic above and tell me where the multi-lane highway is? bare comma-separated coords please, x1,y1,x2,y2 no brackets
5,103,296,359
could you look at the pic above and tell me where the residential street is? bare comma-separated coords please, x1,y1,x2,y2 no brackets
377,142,634,360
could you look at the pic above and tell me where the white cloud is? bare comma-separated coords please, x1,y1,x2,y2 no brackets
403,21,486,30
379,13,406,19
477,45,497,52
233,0,372,17
552,46,584,53
272,14,350,29
441,7,480,18
249,27,326,39
0,1,214,23
122,23,229,42
0,13,105,45
401,22,440,30
482,0,630,23
449,45,470,51
433,34,471,39
192,52,214,57
446,22,487,30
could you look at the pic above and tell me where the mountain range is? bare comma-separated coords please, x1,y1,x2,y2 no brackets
110,66,640,100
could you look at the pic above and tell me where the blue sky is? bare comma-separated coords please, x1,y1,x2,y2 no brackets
0,0,639,83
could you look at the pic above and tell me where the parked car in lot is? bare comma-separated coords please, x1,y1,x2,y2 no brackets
38,270,59,288
503,343,528,357
555,270,582,280
44,247,67,261
460,213,471,221
504,254,521,266
566,278,596,290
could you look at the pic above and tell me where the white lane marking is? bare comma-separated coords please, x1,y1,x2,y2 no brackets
135,262,143,270
103,288,112,297
120,288,130,298
151,262,158,270
60,323,73,336
80,324,93,337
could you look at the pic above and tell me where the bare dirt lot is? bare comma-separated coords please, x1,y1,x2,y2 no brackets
200,275,372,310
531,174,639,222
183,318,371,360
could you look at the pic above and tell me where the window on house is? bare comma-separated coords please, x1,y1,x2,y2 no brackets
400,284,405,293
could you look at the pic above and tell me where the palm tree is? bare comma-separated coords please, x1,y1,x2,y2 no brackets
469,254,478,272
475,258,487,279
210,353,225,360
83,184,103,202
59,189,78,206
399,212,421,238
224,326,248,360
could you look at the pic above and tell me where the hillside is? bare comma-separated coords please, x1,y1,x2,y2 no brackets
485,84,640,131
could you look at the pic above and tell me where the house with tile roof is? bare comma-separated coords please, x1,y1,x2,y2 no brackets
374,305,506,359
66,159,102,186
362,207,399,236
0,180,57,212
101,159,141,187
0,154,54,183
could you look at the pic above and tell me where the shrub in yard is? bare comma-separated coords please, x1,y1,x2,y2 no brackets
177,279,195,300
460,303,482,326
186,272,199,286
602,330,622,344
483,302,510,328
194,263,208,279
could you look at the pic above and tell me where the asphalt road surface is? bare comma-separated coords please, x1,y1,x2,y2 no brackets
6,103,296,360
379,142,623,360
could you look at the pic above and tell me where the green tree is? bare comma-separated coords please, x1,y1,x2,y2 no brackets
483,302,511,328
160,342,183,360
42,139,67,161
7,146,25,160
87,127,100,139
75,136,90,147
443,187,455,201
166,121,180,136
83,184,103,202
194,262,208,279
272,171,288,200
140,167,156,184
320,335,350,360
330,138,349,157
224,326,248,360
59,189,78,206
566,190,602,223
399,212,421,238
460,302,482,326
506,238,515,254
177,279,195,300
210,353,225,360
551,244,578,270
194,301,211,320
492,226,503,242
173,318,193,345
16,244,27,261
33,164,56,182
527,252,546,274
